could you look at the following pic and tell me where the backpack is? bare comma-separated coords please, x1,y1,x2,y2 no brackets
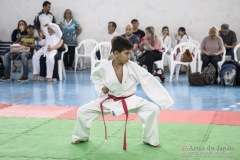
201,63,216,85
236,63,240,86
153,68,165,83
220,60,239,86
0,56,4,78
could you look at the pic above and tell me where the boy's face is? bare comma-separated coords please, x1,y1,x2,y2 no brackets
114,49,131,64
27,27,35,35
47,27,54,35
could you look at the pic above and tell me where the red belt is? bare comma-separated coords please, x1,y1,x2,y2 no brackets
100,94,134,150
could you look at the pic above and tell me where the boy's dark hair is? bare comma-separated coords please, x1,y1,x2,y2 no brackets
131,19,138,23
112,36,133,53
109,21,117,31
43,1,51,7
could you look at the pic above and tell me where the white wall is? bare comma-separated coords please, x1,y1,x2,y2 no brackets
0,0,240,44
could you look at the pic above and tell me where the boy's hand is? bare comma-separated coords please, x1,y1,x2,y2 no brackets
102,86,109,94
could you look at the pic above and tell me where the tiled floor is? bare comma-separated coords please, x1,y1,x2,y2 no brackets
0,69,240,112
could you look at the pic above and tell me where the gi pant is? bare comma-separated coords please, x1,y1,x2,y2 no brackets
32,48,57,78
72,96,160,146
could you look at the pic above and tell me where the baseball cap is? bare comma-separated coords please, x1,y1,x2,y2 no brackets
27,24,36,29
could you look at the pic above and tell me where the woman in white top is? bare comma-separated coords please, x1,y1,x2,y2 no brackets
159,26,172,67
175,27,192,45
174,27,192,73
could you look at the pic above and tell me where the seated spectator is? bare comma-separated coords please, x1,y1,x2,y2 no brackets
139,26,162,73
174,27,192,73
1,24,37,82
174,27,192,45
32,22,62,82
96,21,118,60
108,24,140,61
11,20,28,72
159,26,172,68
219,24,237,60
201,26,224,79
39,39,64,81
60,9,82,70
131,19,145,41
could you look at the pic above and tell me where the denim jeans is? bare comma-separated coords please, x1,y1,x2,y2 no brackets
3,52,32,77
226,48,234,60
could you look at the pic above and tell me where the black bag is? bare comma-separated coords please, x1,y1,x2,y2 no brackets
188,72,204,86
0,57,4,78
153,68,165,83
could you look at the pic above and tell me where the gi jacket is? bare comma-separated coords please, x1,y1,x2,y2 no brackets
91,60,174,116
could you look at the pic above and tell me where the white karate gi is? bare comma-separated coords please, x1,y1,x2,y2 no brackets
72,60,174,146
32,22,62,78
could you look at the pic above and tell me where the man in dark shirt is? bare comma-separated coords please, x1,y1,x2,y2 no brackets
121,24,140,61
1,24,37,82
219,24,237,60
131,19,145,41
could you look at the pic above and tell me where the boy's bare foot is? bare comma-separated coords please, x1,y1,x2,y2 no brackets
143,141,161,148
47,78,53,82
33,75,39,81
71,140,82,144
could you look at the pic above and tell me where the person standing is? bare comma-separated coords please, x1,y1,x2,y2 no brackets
60,9,82,70
34,1,56,37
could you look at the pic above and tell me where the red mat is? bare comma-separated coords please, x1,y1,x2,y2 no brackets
215,111,240,126
0,103,12,109
57,107,78,120
0,104,73,118
0,104,240,126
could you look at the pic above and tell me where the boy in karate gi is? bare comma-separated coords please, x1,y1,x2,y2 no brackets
32,22,62,82
72,36,174,149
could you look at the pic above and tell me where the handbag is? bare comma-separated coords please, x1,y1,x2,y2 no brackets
180,49,192,62
10,44,30,53
188,72,204,86
153,68,165,83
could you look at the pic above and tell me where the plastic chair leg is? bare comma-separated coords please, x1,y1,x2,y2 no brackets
58,61,62,80
74,55,78,72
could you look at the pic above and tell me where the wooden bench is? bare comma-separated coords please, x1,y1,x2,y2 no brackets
0,41,13,56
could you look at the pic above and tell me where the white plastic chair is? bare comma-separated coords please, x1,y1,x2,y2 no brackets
217,47,227,71
154,43,168,71
91,42,112,76
74,39,98,71
169,42,200,82
233,43,240,62
58,44,68,80
191,39,201,48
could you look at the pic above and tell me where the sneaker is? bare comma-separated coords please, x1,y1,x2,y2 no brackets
1,75,11,81
17,76,29,82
